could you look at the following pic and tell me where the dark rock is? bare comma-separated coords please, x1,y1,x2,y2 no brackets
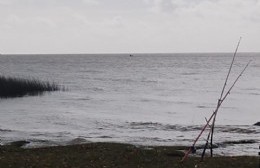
223,140,256,145
0,141,30,153
197,144,218,149
253,122,260,126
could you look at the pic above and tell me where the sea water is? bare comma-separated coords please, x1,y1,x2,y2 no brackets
0,53,259,156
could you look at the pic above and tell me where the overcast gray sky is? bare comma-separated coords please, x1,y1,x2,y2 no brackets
0,0,259,54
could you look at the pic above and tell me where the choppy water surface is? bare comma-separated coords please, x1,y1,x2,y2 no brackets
0,53,259,156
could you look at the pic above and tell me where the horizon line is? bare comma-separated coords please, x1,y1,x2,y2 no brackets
1,51,260,55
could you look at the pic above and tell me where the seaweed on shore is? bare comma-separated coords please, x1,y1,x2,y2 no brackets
0,75,62,98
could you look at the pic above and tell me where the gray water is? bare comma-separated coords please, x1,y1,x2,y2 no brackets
0,53,259,156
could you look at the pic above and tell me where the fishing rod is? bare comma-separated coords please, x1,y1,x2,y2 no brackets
181,55,251,163
181,60,250,162
200,60,251,161
199,38,242,160
210,37,242,157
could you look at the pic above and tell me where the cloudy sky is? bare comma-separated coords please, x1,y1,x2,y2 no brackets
0,0,259,54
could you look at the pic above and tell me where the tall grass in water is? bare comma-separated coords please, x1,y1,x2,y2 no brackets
0,75,61,98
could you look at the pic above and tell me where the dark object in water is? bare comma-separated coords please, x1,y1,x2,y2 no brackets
0,75,61,98
253,122,260,126
130,54,133,57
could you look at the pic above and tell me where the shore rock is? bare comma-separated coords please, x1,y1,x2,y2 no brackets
222,140,256,145
253,122,260,126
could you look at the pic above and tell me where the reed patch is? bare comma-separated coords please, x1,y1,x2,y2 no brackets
0,75,61,98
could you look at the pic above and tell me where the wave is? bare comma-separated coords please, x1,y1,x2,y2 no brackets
181,72,198,76
126,122,259,134
0,128,12,132
93,77,159,85
86,87,104,92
